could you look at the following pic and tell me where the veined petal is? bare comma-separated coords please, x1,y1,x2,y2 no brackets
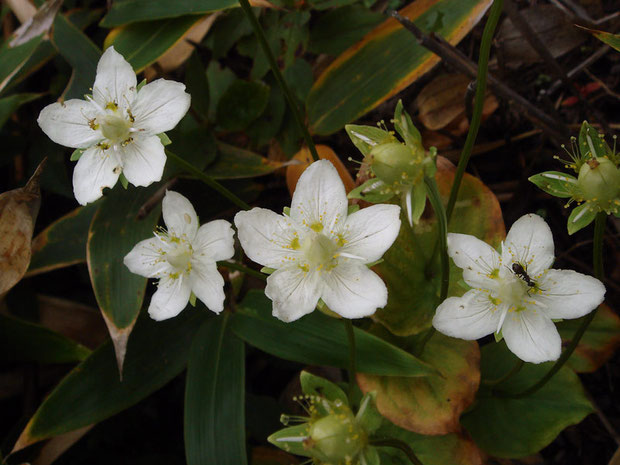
72,146,121,205
290,160,348,234
193,220,235,262
502,214,554,277
536,269,605,319
148,275,192,321
432,289,502,340
265,266,321,322
37,99,101,149
121,135,166,187
92,46,137,110
321,262,387,318
448,233,501,289
188,259,226,314
502,310,561,364
132,79,191,134
162,191,199,240
340,204,401,263
235,208,301,269
124,237,170,278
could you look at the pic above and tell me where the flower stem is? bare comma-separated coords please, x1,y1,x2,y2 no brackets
445,0,503,222
218,261,266,280
370,438,424,465
496,212,606,399
166,150,251,210
344,319,357,405
237,0,319,161
484,359,524,387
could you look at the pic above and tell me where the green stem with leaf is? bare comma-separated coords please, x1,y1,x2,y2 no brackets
237,0,318,161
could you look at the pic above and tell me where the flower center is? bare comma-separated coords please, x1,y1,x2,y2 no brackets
496,274,530,311
100,112,132,143
164,237,193,274
302,233,339,271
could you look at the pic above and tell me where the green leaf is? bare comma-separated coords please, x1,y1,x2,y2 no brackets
216,80,270,131
185,315,247,465
206,61,236,121
27,202,99,276
300,370,348,406
268,424,312,458
12,309,207,452
345,124,391,157
358,330,480,435
0,314,91,364
461,342,593,458
282,58,313,102
100,0,238,27
307,0,494,135
393,99,422,149
70,148,85,161
103,15,202,72
0,34,43,94
567,203,597,235
205,142,286,179
185,51,210,121
578,120,610,159
578,26,620,52
374,161,505,336
308,5,383,56
87,184,162,373
528,171,577,198
230,290,438,377
347,178,394,203
0,93,42,129
157,132,172,146
51,14,101,99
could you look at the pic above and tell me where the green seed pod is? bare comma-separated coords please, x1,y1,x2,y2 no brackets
307,411,365,463
369,142,422,188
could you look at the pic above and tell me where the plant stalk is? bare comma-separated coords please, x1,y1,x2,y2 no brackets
370,438,424,465
218,261,266,280
344,319,357,405
237,0,318,161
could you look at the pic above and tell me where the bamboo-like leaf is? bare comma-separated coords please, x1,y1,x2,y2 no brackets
184,315,247,465
306,0,493,135
0,34,43,94
0,93,42,129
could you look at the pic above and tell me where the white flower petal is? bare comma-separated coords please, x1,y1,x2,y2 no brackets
340,204,401,263
162,191,199,239
132,79,191,134
502,310,561,364
92,46,137,110
536,269,605,319
148,275,191,321
432,289,503,340
189,259,226,314
193,220,235,262
121,135,166,187
265,266,321,322
447,233,501,289
321,262,387,319
502,214,554,277
37,99,101,148
235,208,301,269
123,237,170,278
290,160,348,234
72,146,121,205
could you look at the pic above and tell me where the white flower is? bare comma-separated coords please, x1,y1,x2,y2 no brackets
234,160,401,322
432,214,606,364
37,46,191,205
123,191,234,321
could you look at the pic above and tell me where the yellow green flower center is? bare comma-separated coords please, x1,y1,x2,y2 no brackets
100,111,132,143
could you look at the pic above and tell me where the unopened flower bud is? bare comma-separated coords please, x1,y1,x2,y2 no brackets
307,411,365,463
369,142,422,188
576,157,620,213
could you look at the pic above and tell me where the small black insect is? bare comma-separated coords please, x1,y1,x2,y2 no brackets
511,263,535,288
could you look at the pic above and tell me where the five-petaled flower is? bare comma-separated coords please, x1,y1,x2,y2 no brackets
37,46,191,205
124,191,234,321
432,214,605,363
235,160,401,322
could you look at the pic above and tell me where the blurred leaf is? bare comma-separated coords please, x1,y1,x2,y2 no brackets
0,314,90,363
51,14,101,99
0,34,43,94
377,422,484,465
286,144,355,195
206,61,236,120
216,80,270,131
230,290,438,377
27,202,99,276
206,142,286,179
185,315,247,465
205,9,252,59
282,58,313,102
12,309,207,453
103,15,203,73
87,184,162,375
374,157,505,336
280,11,310,68
0,161,44,295
307,0,493,135
185,50,210,121
308,5,383,56
579,27,620,52
558,304,620,373
0,92,42,129
461,342,593,458
9,0,63,47
358,330,479,435
100,0,238,27
246,78,286,147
